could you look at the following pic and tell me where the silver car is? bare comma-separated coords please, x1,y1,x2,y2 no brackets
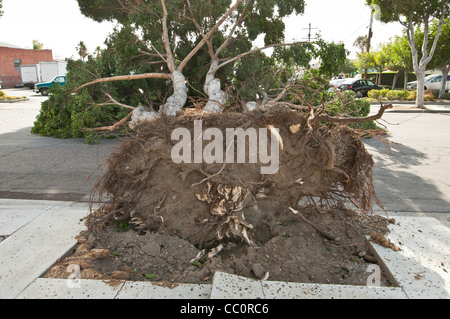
407,74,450,91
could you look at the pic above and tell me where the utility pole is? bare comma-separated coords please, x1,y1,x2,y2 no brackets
303,23,318,42
364,11,374,78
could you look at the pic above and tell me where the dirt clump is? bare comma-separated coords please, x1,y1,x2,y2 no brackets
44,206,393,286
44,108,394,286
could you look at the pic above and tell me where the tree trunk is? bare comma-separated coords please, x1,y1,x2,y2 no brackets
439,65,450,99
162,71,188,116
203,60,228,113
415,69,426,109
404,71,409,90
392,71,401,90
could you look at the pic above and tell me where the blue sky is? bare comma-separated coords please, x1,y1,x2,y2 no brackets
0,0,404,60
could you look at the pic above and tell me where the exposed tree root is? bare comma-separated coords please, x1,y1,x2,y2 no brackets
89,107,384,250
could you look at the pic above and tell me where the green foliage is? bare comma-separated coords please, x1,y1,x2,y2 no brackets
0,90,26,100
314,38,350,78
368,89,411,100
326,91,377,131
366,0,450,25
290,71,379,131
31,0,361,140
31,58,130,143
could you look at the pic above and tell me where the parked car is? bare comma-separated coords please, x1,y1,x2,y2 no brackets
329,78,348,91
34,75,66,96
406,74,450,91
338,78,382,97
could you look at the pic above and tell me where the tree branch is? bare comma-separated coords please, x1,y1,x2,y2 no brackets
186,0,215,58
160,0,176,72
217,41,307,70
177,0,245,72
99,93,135,110
318,103,393,124
87,113,132,132
214,7,247,59
68,73,172,94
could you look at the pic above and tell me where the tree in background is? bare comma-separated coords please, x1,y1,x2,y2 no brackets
366,0,450,108
428,18,450,99
76,41,88,61
32,40,43,50
0,0,3,17
355,51,375,79
385,35,414,89
373,46,390,85
353,35,369,77
313,38,349,79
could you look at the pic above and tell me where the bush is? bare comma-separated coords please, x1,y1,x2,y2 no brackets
424,90,436,101
0,90,26,100
367,90,380,100
369,89,412,101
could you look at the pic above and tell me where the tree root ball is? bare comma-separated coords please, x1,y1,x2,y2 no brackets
89,108,379,249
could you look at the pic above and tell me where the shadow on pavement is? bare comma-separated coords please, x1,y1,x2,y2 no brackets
0,127,122,202
364,137,450,214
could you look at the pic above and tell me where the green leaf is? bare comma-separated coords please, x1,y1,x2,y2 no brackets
143,273,157,279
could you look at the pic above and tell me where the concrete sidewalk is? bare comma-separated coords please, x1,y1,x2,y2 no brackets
0,199,449,299
371,100,450,113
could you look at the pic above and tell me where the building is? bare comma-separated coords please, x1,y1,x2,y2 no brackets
0,42,53,88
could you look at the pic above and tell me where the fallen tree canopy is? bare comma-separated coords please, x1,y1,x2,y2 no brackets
88,105,389,250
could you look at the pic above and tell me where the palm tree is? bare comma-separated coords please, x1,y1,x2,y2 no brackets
76,41,88,61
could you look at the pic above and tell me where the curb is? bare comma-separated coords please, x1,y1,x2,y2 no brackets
0,98,30,104
1,199,449,299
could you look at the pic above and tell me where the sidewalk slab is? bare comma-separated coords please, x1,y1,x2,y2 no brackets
370,216,450,299
18,276,212,300
0,209,47,236
210,272,266,299
116,281,212,299
209,272,407,299
0,205,88,299
16,279,124,299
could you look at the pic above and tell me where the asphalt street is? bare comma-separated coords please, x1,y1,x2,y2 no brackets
0,88,449,225
0,88,120,201
365,106,450,226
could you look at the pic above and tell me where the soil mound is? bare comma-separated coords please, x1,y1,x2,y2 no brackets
45,108,392,285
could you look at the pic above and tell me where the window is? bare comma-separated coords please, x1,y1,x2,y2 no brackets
367,80,375,86
14,59,21,71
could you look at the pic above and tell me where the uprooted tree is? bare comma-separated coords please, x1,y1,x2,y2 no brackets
34,0,391,252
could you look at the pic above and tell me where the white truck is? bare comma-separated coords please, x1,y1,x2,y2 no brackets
20,64,41,89
20,61,68,90
39,61,67,83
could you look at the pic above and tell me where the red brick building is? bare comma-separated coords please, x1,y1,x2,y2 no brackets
0,42,53,88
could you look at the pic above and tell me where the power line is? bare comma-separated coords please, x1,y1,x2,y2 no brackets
341,17,371,43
